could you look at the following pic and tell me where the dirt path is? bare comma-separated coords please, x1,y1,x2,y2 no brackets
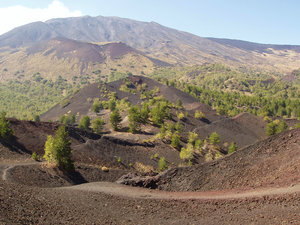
2,161,300,201
0,161,39,181
62,181,300,200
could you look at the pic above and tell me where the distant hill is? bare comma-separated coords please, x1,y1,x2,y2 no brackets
41,75,266,149
1,15,300,73
0,37,168,82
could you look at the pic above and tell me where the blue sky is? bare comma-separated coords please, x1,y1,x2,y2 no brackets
0,0,299,45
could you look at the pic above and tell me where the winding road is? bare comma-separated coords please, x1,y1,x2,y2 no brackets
2,161,300,200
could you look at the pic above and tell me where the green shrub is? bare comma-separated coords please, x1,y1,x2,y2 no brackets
209,132,220,145
91,98,101,113
188,132,198,145
180,144,194,161
32,152,39,161
228,141,238,154
177,112,185,120
33,115,40,122
78,116,90,130
171,131,180,149
195,110,205,119
158,157,168,171
92,118,104,134
266,120,287,136
176,99,183,109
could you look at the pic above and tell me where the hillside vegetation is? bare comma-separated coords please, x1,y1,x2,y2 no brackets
150,64,300,118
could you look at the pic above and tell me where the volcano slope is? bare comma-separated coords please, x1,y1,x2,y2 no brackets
154,128,300,192
41,75,266,151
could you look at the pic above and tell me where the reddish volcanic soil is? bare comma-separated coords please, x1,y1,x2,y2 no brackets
1,117,300,224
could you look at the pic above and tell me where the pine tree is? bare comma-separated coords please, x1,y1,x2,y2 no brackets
128,105,142,133
91,98,101,113
92,118,104,134
176,98,183,109
110,109,122,131
140,102,150,123
43,126,74,171
266,122,276,136
171,131,180,149
0,112,13,141
209,132,220,145
78,116,90,130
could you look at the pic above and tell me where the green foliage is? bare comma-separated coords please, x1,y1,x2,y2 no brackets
33,115,40,122
177,112,185,120
78,116,90,130
128,105,142,133
171,131,180,149
266,122,277,136
194,139,203,151
0,112,13,141
108,99,117,111
276,120,288,134
180,144,194,161
158,157,168,171
195,110,205,119
150,101,169,126
92,118,104,134
228,141,238,154
266,120,288,136
117,157,122,163
188,132,198,145
0,78,74,119
175,121,183,133
119,84,136,94
59,113,76,125
295,123,300,129
91,98,102,113
149,65,300,119
110,109,122,131
209,132,220,145
140,102,150,123
43,126,74,171
176,98,183,109
214,151,223,159
32,152,39,161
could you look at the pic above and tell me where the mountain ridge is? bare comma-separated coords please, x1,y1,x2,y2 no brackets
1,15,300,73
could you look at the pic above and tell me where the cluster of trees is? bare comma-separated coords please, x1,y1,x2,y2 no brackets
149,64,299,119
173,82,299,118
265,119,288,136
59,114,76,125
0,75,75,119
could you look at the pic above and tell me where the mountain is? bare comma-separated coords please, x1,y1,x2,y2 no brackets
0,37,167,82
1,15,300,73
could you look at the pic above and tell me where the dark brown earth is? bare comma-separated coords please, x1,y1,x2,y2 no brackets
1,120,300,224
155,128,300,191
